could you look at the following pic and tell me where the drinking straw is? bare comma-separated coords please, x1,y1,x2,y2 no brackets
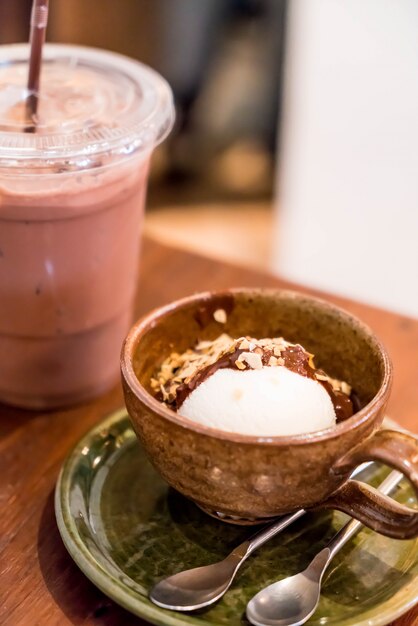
26,0,49,127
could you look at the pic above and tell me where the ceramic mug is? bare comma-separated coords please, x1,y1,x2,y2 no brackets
121,289,418,539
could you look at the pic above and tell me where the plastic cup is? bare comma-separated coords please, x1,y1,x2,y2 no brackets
0,44,174,409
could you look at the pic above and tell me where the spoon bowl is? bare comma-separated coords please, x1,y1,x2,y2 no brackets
246,548,329,626
150,552,242,611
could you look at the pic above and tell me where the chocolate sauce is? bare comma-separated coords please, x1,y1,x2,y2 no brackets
319,380,354,422
280,345,315,379
175,343,354,422
175,347,245,408
277,346,354,422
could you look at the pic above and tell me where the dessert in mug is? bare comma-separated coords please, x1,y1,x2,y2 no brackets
151,332,357,437
123,290,418,535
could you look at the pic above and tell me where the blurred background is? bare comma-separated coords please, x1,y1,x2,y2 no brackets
1,0,417,317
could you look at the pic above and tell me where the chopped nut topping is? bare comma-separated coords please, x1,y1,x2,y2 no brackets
213,308,227,324
151,333,352,410
315,371,352,396
195,339,214,350
258,338,272,347
241,351,263,370
315,373,329,382
341,381,351,396
160,384,169,401
150,334,237,399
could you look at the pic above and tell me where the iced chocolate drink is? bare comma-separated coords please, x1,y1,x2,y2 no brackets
0,44,174,408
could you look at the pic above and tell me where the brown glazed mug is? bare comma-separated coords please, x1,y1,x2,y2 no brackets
121,289,418,539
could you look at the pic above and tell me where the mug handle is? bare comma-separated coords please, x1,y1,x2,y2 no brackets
318,429,418,539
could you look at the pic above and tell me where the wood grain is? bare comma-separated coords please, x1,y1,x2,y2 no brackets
0,237,417,626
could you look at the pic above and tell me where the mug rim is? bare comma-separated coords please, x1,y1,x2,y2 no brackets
121,288,392,446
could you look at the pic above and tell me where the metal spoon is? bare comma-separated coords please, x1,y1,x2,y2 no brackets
246,469,403,626
150,462,372,612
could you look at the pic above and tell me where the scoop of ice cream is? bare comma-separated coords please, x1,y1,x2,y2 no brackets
179,365,337,436
150,333,354,437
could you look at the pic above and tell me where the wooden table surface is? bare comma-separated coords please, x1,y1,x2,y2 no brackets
1,237,417,626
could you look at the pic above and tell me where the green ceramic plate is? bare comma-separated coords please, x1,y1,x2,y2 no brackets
55,410,418,626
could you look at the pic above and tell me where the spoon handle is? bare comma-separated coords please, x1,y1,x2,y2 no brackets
233,461,373,561
240,509,306,556
326,470,404,561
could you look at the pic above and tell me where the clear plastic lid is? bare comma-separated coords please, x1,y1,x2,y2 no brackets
0,44,175,173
